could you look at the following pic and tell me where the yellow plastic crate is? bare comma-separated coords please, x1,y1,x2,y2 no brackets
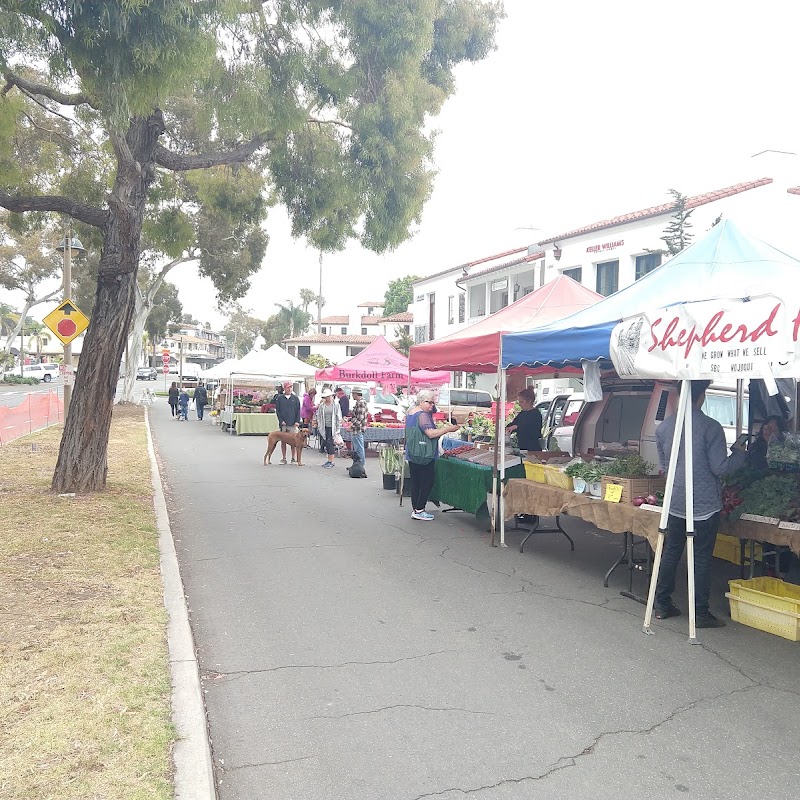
713,533,761,566
725,577,800,641
542,464,574,491
524,462,546,483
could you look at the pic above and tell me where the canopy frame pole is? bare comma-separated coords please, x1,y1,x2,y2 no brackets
490,363,502,546
735,379,745,438
643,380,690,634
399,368,411,508
499,367,508,548
684,390,698,644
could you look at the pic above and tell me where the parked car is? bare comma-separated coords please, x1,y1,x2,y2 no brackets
536,392,584,450
136,366,158,381
553,381,746,458
435,387,493,424
22,363,59,382
344,386,406,421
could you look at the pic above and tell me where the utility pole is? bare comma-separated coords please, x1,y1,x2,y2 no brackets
317,252,323,331
62,222,73,415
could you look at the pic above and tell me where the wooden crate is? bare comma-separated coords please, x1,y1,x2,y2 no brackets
601,476,666,504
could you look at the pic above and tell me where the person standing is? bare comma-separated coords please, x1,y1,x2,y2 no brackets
335,387,350,417
405,389,459,520
275,381,301,464
654,380,746,628
168,381,179,419
505,388,543,452
301,387,317,427
314,388,342,469
193,382,208,421
349,388,368,465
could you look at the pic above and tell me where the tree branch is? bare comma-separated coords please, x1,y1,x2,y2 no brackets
308,117,353,131
0,192,107,229
2,71,98,109
153,135,271,171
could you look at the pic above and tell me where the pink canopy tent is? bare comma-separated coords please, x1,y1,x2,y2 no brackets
315,336,449,387
409,275,602,374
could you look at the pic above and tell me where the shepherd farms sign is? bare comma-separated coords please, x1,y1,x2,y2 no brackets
610,296,799,380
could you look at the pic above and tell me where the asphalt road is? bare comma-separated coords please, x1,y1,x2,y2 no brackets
151,400,800,800
0,376,154,408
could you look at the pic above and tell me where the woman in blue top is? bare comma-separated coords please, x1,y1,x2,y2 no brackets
405,389,459,521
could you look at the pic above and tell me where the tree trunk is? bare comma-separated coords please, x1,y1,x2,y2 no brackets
52,115,164,493
120,290,148,403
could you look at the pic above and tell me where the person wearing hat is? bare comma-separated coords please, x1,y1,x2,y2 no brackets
275,380,301,464
349,388,368,465
314,387,343,469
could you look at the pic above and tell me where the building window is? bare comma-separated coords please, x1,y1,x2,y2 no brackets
346,346,366,356
453,371,463,388
563,267,582,283
469,283,485,317
340,327,347,335
361,327,367,335
458,293,465,323
414,325,428,344
490,278,508,313
321,326,327,334
428,293,436,340
448,295,454,325
287,345,296,356
596,260,619,296
635,252,662,280
298,346,311,358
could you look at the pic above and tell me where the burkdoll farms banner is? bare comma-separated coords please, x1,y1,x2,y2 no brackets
610,296,800,380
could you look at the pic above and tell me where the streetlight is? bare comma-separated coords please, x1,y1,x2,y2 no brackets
55,224,86,415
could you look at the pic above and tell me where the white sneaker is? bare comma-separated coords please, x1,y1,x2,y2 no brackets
411,510,434,521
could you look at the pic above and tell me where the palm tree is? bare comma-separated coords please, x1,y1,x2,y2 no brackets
0,303,19,338
275,301,311,339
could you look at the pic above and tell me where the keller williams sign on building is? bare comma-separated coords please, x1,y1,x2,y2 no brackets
610,295,799,381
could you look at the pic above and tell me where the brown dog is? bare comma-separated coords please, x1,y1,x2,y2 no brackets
263,428,309,466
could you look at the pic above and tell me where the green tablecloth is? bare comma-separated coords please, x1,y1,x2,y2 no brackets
231,412,279,435
430,458,526,516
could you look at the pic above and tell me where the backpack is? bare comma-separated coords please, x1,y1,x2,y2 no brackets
406,415,436,465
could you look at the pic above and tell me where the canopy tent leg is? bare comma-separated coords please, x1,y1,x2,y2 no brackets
643,380,691,634
490,364,502,546
499,367,508,548
684,390,698,644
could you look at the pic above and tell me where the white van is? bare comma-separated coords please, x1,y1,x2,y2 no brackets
22,363,59,382
556,381,745,459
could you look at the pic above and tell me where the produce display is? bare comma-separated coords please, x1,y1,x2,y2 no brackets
600,454,655,478
767,433,800,471
441,445,476,459
723,470,800,521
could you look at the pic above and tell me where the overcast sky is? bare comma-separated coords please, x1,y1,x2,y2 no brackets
15,1,800,330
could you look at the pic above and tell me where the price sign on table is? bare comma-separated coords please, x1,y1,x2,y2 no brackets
604,483,623,503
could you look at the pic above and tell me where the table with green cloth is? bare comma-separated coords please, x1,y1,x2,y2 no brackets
430,457,525,519
221,410,279,435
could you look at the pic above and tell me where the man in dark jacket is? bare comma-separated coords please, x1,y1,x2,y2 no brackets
335,387,350,417
275,381,301,464
193,382,208,421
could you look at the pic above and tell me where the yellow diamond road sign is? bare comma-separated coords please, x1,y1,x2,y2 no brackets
43,299,90,346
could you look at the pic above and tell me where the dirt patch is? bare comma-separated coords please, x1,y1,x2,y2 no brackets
0,408,174,799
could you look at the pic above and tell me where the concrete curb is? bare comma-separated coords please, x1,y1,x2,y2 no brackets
145,408,217,800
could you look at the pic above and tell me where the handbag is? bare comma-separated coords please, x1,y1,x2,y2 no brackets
406,417,436,465
333,432,344,447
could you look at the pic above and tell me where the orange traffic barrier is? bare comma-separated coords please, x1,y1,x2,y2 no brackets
0,390,64,444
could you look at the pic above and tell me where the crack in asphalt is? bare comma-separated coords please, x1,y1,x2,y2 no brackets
306,704,497,721
202,649,457,683
407,684,760,799
220,755,313,772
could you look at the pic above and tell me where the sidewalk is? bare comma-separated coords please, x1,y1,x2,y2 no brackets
151,401,800,800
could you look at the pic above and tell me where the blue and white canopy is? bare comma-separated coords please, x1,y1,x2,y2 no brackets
500,220,800,371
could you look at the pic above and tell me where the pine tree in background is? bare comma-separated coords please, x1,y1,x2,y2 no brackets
660,190,694,255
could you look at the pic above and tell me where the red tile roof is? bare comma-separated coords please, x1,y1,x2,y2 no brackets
788,186,800,196
357,301,385,308
538,178,774,244
318,315,349,325
416,246,531,284
284,334,377,345
360,315,383,325
465,251,544,281
379,312,413,323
